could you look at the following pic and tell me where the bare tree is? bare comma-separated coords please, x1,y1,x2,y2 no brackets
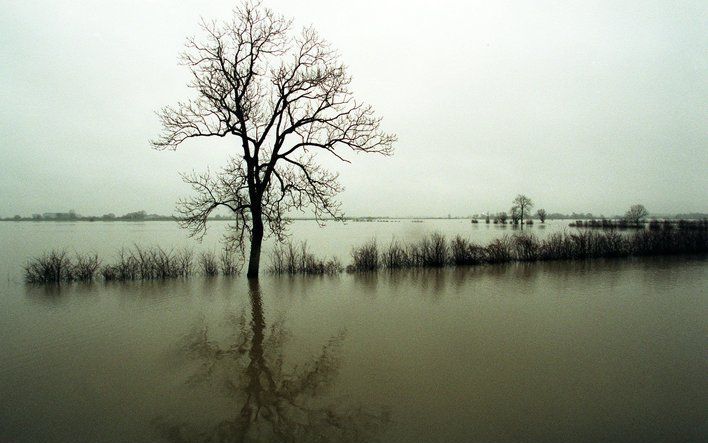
511,194,533,229
152,1,396,277
536,208,547,223
624,204,648,225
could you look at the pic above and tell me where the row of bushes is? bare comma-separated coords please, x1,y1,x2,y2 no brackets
347,228,707,272
24,246,240,283
25,223,707,282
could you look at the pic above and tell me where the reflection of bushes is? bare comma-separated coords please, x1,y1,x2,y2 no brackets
153,287,390,443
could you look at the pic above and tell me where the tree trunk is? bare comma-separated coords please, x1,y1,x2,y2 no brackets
247,209,264,279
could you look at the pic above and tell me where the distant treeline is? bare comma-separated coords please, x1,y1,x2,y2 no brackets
5,211,360,222
3,210,174,222
1,210,240,222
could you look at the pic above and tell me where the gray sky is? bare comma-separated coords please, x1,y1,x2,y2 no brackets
1,0,706,217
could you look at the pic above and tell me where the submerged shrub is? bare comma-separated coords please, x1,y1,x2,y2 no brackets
25,250,101,283
198,251,219,276
99,246,193,281
348,239,379,272
485,236,512,263
269,242,341,275
450,236,485,266
420,233,448,267
381,239,409,269
25,250,73,283
175,248,194,277
101,248,139,281
73,253,101,281
512,233,540,261
219,246,240,276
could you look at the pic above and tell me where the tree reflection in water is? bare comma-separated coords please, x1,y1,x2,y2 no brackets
154,280,390,443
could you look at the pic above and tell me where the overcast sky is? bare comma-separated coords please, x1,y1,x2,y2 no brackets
1,0,706,217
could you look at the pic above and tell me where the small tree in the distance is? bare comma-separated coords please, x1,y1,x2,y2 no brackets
511,194,533,229
510,207,521,225
624,204,648,225
537,208,547,223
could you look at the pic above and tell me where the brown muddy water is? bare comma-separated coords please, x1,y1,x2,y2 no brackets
0,221,706,442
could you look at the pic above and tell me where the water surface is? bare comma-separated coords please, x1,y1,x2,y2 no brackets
0,222,705,442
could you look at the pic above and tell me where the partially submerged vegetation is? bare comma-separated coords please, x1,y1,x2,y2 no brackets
101,246,194,281
24,250,100,283
569,218,708,230
27,246,199,283
269,242,342,275
347,221,707,272
24,221,707,283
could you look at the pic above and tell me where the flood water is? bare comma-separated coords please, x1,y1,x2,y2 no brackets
0,221,706,442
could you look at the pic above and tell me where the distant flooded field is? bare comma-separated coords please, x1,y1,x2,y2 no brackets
0,221,706,442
